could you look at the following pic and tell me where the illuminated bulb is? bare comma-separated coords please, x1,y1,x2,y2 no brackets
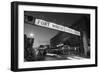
29,33,34,38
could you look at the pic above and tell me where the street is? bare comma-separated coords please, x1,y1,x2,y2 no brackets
43,53,88,61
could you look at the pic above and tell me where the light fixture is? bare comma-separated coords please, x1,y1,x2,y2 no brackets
29,33,34,38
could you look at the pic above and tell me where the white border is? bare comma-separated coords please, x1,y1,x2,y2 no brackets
18,5,96,68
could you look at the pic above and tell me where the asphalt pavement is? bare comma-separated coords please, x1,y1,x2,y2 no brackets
44,53,88,61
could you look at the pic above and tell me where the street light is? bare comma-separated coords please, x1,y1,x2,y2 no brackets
29,33,34,38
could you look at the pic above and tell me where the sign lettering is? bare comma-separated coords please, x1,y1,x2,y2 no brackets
35,19,80,36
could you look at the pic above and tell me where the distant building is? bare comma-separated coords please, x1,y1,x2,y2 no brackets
50,31,81,48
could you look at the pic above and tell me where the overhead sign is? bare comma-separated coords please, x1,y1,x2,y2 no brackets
35,19,80,36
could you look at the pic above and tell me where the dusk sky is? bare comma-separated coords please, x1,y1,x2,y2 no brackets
24,23,59,48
